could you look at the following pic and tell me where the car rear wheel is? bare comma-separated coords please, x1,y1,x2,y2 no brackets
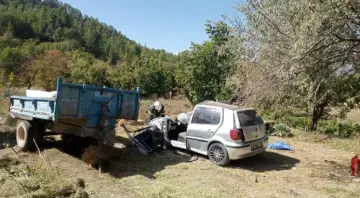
208,143,230,166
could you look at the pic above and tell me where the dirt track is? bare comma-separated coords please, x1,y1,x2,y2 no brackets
0,128,360,198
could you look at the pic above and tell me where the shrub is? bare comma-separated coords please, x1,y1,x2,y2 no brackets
317,119,338,135
317,120,360,138
271,115,360,138
283,116,311,129
273,123,293,137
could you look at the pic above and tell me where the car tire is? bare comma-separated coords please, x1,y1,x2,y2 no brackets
208,143,230,166
16,120,35,151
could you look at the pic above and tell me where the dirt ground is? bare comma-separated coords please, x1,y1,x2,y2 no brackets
1,125,360,198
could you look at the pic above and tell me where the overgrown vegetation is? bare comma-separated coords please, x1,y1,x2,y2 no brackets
0,155,88,197
1,0,360,138
175,0,360,136
223,0,360,131
283,116,360,138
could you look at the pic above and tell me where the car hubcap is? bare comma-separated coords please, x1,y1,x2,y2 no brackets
210,145,225,163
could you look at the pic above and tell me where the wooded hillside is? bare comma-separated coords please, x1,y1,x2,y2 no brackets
0,0,176,97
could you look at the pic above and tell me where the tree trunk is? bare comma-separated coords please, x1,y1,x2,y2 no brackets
27,82,32,89
310,110,319,131
310,102,327,131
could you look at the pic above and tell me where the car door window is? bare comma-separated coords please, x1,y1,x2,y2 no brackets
191,107,221,125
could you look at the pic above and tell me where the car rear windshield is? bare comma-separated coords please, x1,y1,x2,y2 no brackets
237,110,259,127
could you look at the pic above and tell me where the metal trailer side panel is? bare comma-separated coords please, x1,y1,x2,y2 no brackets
9,77,140,132
9,97,55,120
54,77,140,129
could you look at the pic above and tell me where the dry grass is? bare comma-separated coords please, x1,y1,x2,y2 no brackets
0,154,89,198
347,109,360,124
81,144,126,167
292,129,360,154
1,128,360,198
0,88,25,117
0,98,8,118
116,99,192,131
2,99,360,197
138,99,193,121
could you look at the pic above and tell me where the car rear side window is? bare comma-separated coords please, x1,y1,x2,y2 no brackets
237,110,259,127
191,107,221,125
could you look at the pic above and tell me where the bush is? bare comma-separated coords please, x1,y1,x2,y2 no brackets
283,116,311,129
273,123,293,137
271,115,360,138
317,120,360,138
317,119,338,135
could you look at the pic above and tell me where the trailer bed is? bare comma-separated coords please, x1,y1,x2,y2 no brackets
9,77,140,137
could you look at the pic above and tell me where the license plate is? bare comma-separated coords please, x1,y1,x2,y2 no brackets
251,142,263,151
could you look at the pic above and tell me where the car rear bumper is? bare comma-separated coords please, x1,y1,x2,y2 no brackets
225,136,269,160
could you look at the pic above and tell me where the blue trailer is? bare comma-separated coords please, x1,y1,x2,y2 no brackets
8,77,140,164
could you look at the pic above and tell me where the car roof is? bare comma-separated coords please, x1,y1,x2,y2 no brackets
198,100,255,111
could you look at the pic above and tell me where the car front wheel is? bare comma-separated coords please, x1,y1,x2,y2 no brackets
208,143,230,166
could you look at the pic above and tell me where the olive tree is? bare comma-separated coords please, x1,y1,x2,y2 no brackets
226,0,360,130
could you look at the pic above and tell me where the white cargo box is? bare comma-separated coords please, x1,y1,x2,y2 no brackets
26,90,57,99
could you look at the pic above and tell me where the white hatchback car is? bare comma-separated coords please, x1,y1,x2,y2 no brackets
162,101,269,166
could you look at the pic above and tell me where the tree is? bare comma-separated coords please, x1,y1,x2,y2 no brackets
226,0,360,130
33,50,68,90
68,50,111,86
0,46,23,83
176,41,226,104
175,21,233,105
135,56,173,97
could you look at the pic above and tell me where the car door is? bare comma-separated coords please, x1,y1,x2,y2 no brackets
187,106,222,153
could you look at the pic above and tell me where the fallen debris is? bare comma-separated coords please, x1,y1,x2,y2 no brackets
187,155,198,163
267,140,294,151
82,144,126,167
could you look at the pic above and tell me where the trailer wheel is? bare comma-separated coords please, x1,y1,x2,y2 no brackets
16,120,35,151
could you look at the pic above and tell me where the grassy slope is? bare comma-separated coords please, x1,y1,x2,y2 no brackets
1,99,360,197
2,132,359,198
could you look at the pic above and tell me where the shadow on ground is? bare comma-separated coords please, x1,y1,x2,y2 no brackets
0,125,16,149
104,148,191,179
40,135,190,180
231,151,300,172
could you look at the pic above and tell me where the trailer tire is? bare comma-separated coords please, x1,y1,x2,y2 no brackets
16,120,35,151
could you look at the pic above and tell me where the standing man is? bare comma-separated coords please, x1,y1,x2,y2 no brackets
148,100,165,123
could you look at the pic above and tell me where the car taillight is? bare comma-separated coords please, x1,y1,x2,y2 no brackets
230,129,243,140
